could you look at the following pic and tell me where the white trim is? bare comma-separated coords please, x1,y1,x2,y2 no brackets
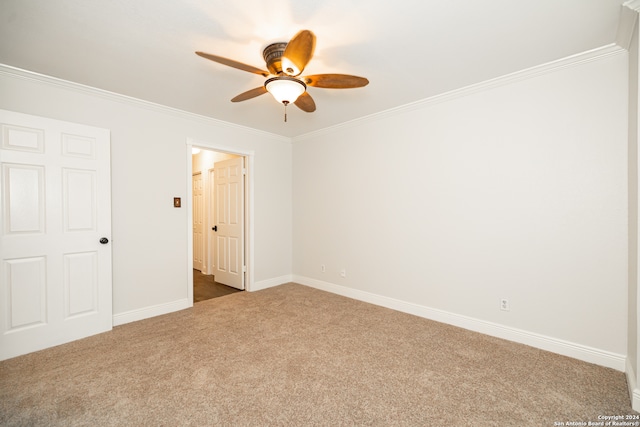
617,6,638,50
293,44,626,142
0,44,625,145
0,64,290,144
186,138,255,293
293,275,627,371
246,154,255,292
626,358,640,411
625,0,640,12
186,147,195,306
113,298,190,326
206,166,216,275
252,275,293,292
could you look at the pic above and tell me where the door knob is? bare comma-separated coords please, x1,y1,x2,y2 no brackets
99,237,109,244
212,226,217,232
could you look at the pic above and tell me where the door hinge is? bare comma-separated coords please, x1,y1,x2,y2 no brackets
243,265,247,273
242,168,247,175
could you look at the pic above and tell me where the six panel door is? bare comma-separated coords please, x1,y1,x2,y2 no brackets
0,109,112,361
213,157,244,290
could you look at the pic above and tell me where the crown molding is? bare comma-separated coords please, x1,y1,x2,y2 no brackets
293,44,626,143
0,64,291,144
0,42,626,147
625,0,640,12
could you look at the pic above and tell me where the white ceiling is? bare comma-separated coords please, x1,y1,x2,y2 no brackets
0,0,627,138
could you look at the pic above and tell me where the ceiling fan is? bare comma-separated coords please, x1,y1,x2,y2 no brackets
196,30,369,121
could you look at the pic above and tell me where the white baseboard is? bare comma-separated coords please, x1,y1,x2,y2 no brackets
112,298,191,326
627,358,640,412
112,274,293,326
293,275,626,372
251,275,292,292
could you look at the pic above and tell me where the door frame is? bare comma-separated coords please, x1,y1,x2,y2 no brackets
185,138,254,305
206,166,216,275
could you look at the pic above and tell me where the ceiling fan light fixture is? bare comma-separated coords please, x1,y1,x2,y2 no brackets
265,76,306,104
196,29,368,116
281,57,300,76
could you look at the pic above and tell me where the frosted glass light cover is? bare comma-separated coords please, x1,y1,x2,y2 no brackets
265,77,306,104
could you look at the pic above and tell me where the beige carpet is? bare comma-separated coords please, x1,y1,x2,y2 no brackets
0,283,636,426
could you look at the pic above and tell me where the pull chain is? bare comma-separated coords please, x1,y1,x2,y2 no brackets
283,101,289,122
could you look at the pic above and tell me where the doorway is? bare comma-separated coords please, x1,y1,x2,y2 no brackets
193,269,241,302
187,140,254,305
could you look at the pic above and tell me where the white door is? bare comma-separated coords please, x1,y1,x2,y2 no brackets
213,157,244,290
0,109,112,361
206,167,216,275
192,172,204,272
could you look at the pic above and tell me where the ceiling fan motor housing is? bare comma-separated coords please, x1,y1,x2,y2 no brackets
263,42,287,74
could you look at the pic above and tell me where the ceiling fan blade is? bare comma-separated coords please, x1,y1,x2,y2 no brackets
304,74,369,88
231,86,268,102
294,91,316,112
196,51,270,77
282,30,316,76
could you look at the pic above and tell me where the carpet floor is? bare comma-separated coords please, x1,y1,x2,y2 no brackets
0,283,636,426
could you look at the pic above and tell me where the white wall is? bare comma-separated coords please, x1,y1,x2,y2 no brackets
0,67,292,321
628,14,640,410
293,49,629,368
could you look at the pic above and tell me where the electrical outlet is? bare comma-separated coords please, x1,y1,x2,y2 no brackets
340,269,346,278
321,264,326,273
500,298,510,311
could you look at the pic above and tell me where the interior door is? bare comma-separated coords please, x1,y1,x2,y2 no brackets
192,172,204,272
206,167,215,275
0,109,112,361
213,157,244,290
